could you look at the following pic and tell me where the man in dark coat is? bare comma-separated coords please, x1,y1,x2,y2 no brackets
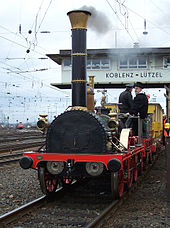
131,82,148,135
132,82,148,118
118,83,134,130
118,83,133,114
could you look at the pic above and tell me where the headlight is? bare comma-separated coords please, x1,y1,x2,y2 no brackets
37,120,46,129
47,161,64,175
85,162,104,176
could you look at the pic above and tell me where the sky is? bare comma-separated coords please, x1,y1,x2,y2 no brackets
0,0,169,124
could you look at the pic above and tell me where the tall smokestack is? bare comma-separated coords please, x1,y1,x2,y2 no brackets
67,10,91,107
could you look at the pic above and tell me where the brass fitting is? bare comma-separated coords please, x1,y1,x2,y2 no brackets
37,114,49,133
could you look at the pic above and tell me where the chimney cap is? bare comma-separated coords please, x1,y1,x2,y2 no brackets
67,10,91,16
67,10,91,29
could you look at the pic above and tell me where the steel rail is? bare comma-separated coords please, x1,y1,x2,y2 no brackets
0,140,45,153
0,152,23,159
0,195,46,225
0,158,22,167
0,182,77,227
0,135,45,143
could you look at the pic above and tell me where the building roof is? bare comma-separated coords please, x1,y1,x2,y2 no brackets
47,47,170,65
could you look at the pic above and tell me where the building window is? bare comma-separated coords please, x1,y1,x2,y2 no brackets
92,59,100,69
87,58,110,70
164,57,170,68
63,59,71,67
138,57,147,68
129,57,137,68
101,59,110,69
119,58,128,69
87,59,92,69
119,56,147,69
63,58,110,70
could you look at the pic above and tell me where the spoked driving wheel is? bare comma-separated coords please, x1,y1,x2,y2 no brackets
111,171,124,200
38,167,58,195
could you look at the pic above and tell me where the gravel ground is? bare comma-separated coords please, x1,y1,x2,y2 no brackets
0,164,43,216
99,150,169,228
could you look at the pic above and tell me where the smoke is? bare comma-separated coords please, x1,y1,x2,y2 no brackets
79,5,112,35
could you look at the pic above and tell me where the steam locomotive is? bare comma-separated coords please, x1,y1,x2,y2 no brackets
19,10,164,199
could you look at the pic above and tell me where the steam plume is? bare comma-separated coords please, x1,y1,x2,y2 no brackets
79,5,111,35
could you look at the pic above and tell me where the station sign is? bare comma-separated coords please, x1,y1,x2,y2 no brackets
87,70,170,84
105,71,163,79
61,69,170,85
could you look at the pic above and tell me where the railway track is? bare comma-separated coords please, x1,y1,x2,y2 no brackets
0,134,44,143
0,151,161,228
0,130,45,166
0,177,112,227
0,152,23,167
0,137,45,153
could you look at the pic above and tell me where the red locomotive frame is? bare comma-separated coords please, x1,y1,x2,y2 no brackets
21,136,160,199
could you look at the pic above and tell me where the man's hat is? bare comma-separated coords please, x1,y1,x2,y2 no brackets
125,83,134,88
134,82,144,89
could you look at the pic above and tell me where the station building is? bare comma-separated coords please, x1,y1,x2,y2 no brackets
47,47,170,89
47,47,170,116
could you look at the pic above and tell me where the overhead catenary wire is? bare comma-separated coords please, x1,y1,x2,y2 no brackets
35,0,53,36
0,34,47,57
149,0,168,16
28,0,54,50
119,0,170,36
105,0,135,42
0,59,69,96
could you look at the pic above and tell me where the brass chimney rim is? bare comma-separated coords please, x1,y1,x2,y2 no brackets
67,10,91,16
67,10,91,29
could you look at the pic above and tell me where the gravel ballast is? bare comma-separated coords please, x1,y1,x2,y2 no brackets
0,165,43,216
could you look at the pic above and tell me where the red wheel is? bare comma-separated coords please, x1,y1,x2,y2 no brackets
62,176,73,186
38,167,58,195
111,171,124,200
118,171,124,197
46,178,57,192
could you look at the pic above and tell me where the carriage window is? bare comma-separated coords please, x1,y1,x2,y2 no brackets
164,57,170,68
